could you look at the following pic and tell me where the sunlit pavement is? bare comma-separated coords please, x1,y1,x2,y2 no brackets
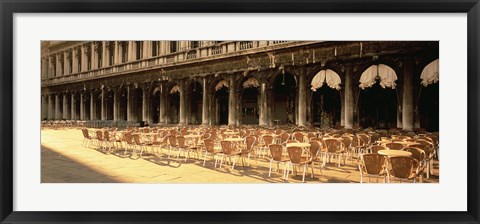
41,128,439,184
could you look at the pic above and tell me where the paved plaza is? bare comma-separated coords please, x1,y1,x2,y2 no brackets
41,128,439,184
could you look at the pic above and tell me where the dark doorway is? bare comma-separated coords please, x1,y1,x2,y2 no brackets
273,72,296,125
358,83,398,129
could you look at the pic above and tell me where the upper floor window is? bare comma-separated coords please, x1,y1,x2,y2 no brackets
108,42,115,66
121,42,128,63
136,41,143,60
170,41,178,53
152,41,159,57
190,41,199,49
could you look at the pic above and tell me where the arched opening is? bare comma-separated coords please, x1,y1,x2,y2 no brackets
273,72,296,125
188,81,203,125
58,94,64,119
84,92,91,120
94,91,102,120
132,88,143,122
106,90,114,120
118,88,128,121
358,84,398,129
418,59,439,132
151,87,161,124
240,77,260,125
309,69,342,128
168,85,180,124
311,86,341,128
357,64,399,129
215,87,229,125
418,83,439,132
74,93,81,120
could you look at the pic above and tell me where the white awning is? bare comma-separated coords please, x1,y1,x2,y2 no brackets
359,64,397,89
243,77,260,88
420,59,439,87
169,85,180,94
215,80,229,91
152,86,161,94
310,69,341,91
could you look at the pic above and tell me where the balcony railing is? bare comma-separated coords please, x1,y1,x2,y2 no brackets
42,41,299,86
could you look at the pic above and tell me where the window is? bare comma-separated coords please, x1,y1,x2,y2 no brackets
51,59,56,77
136,41,143,60
77,52,82,72
121,42,128,63
170,41,178,53
190,41,199,49
97,46,103,68
59,56,64,75
152,41,159,57
68,53,72,74
87,52,92,70
109,42,114,66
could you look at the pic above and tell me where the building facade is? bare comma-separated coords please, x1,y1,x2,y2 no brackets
41,41,439,131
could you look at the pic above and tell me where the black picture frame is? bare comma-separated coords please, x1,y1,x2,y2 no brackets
1,0,479,223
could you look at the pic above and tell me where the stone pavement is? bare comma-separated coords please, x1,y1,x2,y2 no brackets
41,128,439,184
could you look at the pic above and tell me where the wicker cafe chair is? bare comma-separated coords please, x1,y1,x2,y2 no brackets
385,142,404,151
286,146,315,182
268,144,290,179
410,143,434,179
358,153,387,183
132,134,150,158
175,136,190,162
81,129,93,148
241,135,258,166
167,135,178,158
202,139,222,167
95,130,107,151
370,145,387,154
280,132,290,144
219,140,242,170
293,132,305,142
308,140,323,175
340,136,353,164
324,138,346,167
388,156,420,183
403,147,426,182
258,135,274,158
123,132,135,156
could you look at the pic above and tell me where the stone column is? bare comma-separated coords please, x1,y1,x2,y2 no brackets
159,84,166,124
298,72,307,126
201,78,210,125
143,87,150,123
259,82,267,126
127,87,132,121
179,81,186,125
62,94,68,119
80,93,85,120
143,41,150,58
90,92,95,120
228,75,237,126
114,41,120,64
113,90,118,121
102,41,107,67
55,94,61,120
71,93,76,120
101,88,106,120
48,94,54,120
402,57,415,131
344,63,354,129
128,41,134,61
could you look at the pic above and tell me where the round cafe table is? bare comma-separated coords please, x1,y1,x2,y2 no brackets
378,149,412,157
224,138,243,142
286,142,311,148
184,134,202,146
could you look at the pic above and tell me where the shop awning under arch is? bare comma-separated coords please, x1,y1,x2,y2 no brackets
420,59,439,87
243,77,260,88
359,64,397,89
215,80,229,91
169,85,180,94
310,69,341,91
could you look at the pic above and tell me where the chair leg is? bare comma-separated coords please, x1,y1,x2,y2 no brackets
203,153,208,166
302,165,306,182
268,159,273,177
